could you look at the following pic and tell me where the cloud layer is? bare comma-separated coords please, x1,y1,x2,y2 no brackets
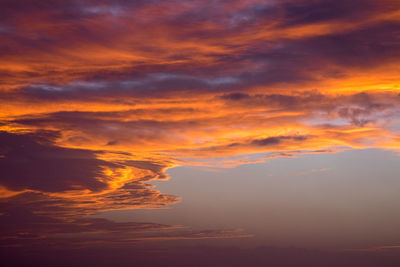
1,0,400,251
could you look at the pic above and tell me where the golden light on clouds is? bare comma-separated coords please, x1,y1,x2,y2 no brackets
1,0,400,256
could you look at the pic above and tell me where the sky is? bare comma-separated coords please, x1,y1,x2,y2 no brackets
1,0,400,266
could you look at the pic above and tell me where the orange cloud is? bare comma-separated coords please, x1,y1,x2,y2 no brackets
1,0,400,249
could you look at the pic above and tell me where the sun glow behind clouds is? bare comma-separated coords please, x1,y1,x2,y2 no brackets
0,0,400,253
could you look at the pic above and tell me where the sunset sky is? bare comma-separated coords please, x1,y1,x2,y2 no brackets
1,0,400,266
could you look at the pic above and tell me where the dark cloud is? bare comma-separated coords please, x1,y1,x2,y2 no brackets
280,0,379,26
0,205,172,245
0,203,248,252
220,92,250,101
220,92,325,109
294,23,400,68
0,131,112,192
251,135,309,147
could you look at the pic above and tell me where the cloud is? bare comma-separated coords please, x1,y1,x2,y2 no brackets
251,135,309,146
0,0,399,92
0,130,180,221
0,205,249,249
0,130,249,248
1,0,400,252
0,130,112,192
